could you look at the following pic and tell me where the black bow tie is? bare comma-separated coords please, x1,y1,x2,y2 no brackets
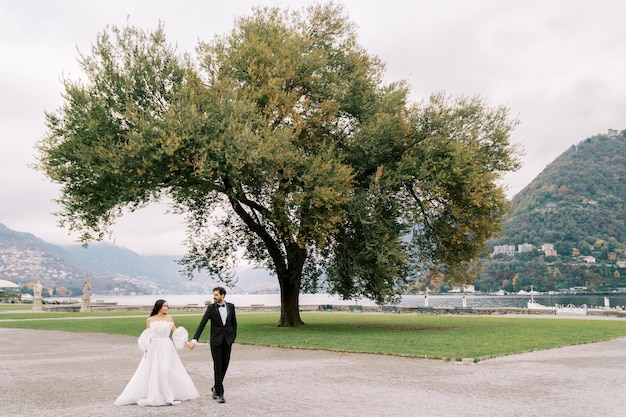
218,304,225,308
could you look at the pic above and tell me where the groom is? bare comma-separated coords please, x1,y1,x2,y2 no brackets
187,286,237,404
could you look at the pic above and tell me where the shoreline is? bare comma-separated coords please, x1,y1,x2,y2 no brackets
10,301,626,319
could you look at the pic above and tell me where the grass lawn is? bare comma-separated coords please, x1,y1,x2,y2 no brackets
2,308,626,361
228,312,626,360
0,303,31,311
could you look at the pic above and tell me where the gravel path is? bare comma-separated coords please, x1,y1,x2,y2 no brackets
2,327,626,417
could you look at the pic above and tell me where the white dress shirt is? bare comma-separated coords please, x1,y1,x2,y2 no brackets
217,303,228,325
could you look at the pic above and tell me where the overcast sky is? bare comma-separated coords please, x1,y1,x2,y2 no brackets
1,0,625,255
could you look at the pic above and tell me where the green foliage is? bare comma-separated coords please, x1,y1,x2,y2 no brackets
36,4,519,325
38,24,187,241
401,94,519,283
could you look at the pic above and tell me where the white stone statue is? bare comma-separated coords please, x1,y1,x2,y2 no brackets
80,280,92,312
33,281,42,299
32,281,43,311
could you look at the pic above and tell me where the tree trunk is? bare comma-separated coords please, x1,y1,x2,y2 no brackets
277,272,305,327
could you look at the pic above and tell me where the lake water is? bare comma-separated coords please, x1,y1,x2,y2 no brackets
51,293,626,309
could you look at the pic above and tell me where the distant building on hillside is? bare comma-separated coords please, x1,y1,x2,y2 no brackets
541,243,557,257
607,128,619,137
544,248,557,257
581,256,596,264
518,243,534,253
537,203,558,213
492,245,515,256
449,285,475,293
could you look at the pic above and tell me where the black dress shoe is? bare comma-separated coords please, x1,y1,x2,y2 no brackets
217,395,225,403
211,387,218,400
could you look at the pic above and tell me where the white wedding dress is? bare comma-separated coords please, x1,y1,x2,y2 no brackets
114,320,200,406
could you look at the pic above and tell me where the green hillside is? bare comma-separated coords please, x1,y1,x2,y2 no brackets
476,130,626,292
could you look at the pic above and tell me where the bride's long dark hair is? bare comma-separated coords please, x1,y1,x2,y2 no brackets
149,299,167,317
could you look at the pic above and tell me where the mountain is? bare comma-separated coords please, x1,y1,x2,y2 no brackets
477,130,626,292
65,243,278,294
0,223,278,295
65,244,190,289
0,223,106,295
496,131,626,250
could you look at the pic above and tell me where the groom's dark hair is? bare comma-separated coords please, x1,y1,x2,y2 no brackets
214,286,227,296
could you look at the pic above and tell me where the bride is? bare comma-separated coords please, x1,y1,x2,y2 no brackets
114,299,200,406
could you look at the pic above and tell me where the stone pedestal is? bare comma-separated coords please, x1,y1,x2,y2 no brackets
32,297,43,311
80,296,92,312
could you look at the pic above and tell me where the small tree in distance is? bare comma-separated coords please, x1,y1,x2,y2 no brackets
37,3,520,326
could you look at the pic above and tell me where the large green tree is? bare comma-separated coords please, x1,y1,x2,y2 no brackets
37,4,519,326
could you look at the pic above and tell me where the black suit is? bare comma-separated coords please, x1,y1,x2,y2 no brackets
192,302,237,396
